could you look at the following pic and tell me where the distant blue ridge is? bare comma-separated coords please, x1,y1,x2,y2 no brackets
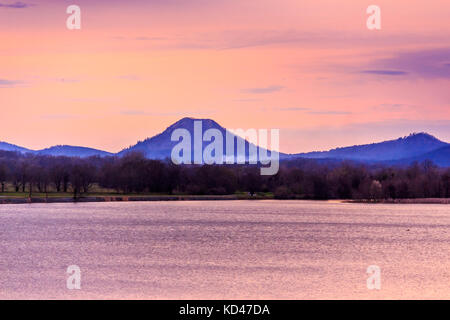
1,118,449,166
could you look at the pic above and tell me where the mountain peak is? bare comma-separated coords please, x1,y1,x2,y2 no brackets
168,117,222,130
403,132,441,141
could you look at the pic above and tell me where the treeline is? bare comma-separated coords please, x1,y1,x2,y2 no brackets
0,150,449,199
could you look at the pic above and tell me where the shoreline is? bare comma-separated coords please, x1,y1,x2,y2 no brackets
0,194,266,205
345,198,450,204
0,195,449,205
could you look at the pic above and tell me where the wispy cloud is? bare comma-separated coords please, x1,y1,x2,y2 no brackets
233,98,263,102
0,77,78,88
360,70,408,76
273,106,351,115
307,110,352,115
120,110,216,117
363,47,450,79
156,29,450,51
41,114,82,120
118,75,141,81
372,103,420,112
121,110,148,116
68,97,117,103
58,78,80,83
272,107,351,115
242,85,284,94
112,36,166,42
376,103,405,108
0,79,23,87
135,36,166,41
275,107,310,111
0,2,34,8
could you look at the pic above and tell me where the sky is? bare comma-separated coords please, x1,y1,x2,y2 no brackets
1,0,449,153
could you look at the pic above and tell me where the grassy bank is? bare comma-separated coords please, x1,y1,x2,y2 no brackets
1,193,449,205
0,190,275,204
346,198,450,204
0,184,448,205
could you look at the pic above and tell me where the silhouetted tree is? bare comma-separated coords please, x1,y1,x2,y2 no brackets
0,161,8,193
0,150,447,200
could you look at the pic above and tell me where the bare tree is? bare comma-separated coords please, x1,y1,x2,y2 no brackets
0,162,8,193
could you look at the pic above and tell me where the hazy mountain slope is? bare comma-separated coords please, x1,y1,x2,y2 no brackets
36,145,113,158
291,133,448,161
395,145,450,167
1,120,449,165
0,141,32,153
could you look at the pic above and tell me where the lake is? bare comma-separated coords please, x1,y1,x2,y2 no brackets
0,200,449,299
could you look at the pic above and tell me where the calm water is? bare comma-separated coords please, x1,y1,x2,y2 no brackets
0,200,449,299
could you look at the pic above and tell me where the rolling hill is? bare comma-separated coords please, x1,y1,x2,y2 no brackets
291,133,448,162
0,141,32,153
37,145,113,158
0,142,111,158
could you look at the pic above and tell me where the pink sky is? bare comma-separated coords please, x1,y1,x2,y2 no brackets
1,0,449,153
